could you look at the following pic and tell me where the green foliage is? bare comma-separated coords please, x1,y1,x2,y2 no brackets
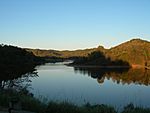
0,44,39,66
88,51,105,60
72,51,130,66
46,102,80,113
46,101,117,113
21,94,46,112
122,103,150,113
0,90,116,113
0,45,46,112
1,90,150,113
0,91,10,106
0,90,46,113
0,45,42,81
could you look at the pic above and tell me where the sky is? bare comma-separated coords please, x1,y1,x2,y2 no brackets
0,0,150,50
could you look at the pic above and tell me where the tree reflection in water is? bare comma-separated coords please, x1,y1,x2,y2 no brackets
74,67,150,86
0,45,41,92
0,67,38,92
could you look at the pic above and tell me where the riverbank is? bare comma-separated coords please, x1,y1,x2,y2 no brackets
66,64,131,68
1,101,150,113
1,90,150,113
0,107,35,113
131,64,150,69
67,64,150,70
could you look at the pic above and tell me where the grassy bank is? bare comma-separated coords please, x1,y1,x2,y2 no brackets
0,90,150,113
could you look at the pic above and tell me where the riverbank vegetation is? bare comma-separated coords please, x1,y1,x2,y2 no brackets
69,51,130,67
0,90,150,113
0,45,36,84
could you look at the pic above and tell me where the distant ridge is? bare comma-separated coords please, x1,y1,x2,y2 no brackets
26,39,150,66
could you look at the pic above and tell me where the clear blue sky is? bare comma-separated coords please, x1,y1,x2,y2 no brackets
0,0,150,50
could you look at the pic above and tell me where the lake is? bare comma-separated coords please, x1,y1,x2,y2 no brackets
29,62,150,109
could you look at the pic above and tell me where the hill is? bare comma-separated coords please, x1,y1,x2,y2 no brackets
26,48,99,58
26,39,150,67
0,44,43,80
107,39,150,66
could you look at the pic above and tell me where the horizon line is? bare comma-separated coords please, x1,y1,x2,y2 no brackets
1,38,149,51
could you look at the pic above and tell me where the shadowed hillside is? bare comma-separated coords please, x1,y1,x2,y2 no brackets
0,44,42,81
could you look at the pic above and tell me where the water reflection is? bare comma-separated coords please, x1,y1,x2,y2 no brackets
74,67,150,86
0,66,38,91
28,64,150,108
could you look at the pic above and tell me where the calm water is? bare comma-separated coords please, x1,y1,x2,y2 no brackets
29,63,150,109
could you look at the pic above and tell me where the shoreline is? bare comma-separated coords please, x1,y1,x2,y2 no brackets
66,64,131,68
66,64,149,69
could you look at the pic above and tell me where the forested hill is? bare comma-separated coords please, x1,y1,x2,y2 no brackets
0,45,37,64
26,39,150,66
0,45,43,79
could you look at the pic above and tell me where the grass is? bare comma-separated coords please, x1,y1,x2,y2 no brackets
46,102,116,113
0,90,150,113
0,89,45,113
122,103,150,113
